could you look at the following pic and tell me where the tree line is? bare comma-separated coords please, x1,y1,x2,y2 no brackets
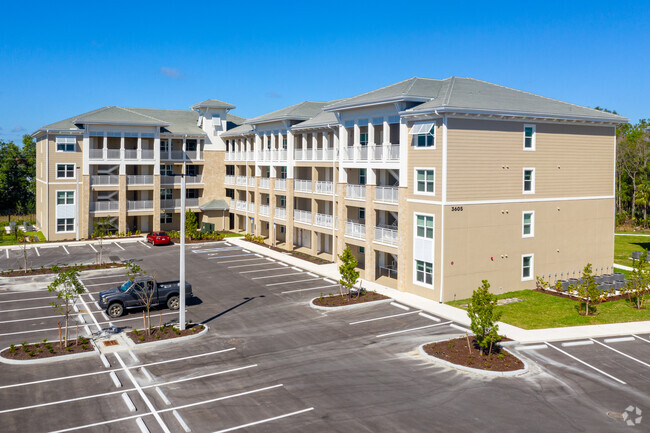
0,135,36,216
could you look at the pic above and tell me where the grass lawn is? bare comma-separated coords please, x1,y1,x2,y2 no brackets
446,289,650,329
614,234,650,268
0,231,45,246
221,232,244,238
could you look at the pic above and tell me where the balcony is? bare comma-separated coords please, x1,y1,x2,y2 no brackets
346,184,366,199
185,150,199,160
124,149,138,160
375,186,399,203
142,149,154,160
374,226,398,245
315,181,334,195
127,175,153,185
127,200,153,211
89,149,103,160
295,179,312,193
377,265,398,279
236,176,247,186
225,175,235,185
275,179,287,191
236,200,247,211
345,221,365,240
160,198,200,209
187,175,202,184
91,201,119,212
107,149,121,159
275,150,288,161
314,213,334,228
343,146,354,161
295,209,312,224
275,207,286,220
259,178,270,189
225,152,234,161
358,146,368,160
259,205,270,216
248,202,255,212
248,177,255,187
91,175,119,186
159,175,202,185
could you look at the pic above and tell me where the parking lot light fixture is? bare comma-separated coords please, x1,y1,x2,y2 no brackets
178,166,186,330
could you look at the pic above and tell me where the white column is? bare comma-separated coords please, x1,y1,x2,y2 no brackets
82,129,89,176
182,137,187,162
399,120,408,187
153,130,160,175
287,131,295,178
368,119,374,147
353,122,360,161
322,131,329,159
338,125,347,184
311,133,318,160
103,133,108,160
383,119,390,145
137,133,142,160
119,133,125,175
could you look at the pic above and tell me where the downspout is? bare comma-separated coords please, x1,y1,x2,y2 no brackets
439,111,447,303
327,123,337,262
45,130,49,240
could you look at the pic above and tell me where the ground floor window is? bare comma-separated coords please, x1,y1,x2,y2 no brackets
415,259,433,285
522,254,534,280
160,212,172,224
56,218,74,232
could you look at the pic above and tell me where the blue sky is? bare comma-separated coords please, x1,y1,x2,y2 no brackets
1,1,648,144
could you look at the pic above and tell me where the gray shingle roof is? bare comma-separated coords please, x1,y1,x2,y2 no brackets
190,99,236,110
244,101,328,125
220,123,254,137
199,199,230,211
324,78,437,111
291,110,338,130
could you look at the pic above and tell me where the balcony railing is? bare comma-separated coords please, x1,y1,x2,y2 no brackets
275,207,286,220
276,150,288,161
91,175,119,185
91,201,119,212
375,186,399,203
377,265,398,279
275,178,287,190
225,152,234,161
295,209,312,224
295,179,312,192
314,213,334,228
187,175,202,184
358,146,368,160
388,144,400,160
159,175,201,185
294,149,303,161
259,205,270,216
236,176,247,186
127,175,153,185
89,149,103,159
315,181,334,195
124,149,138,159
259,178,270,189
343,146,354,161
127,200,153,211
371,145,383,161
248,202,255,212
107,149,121,159
225,175,235,185
248,177,255,187
374,226,398,245
185,150,198,160
345,221,365,239
160,198,200,209
142,149,154,160
236,200,247,211
346,184,366,199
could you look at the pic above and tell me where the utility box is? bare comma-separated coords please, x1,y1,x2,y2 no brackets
201,222,214,233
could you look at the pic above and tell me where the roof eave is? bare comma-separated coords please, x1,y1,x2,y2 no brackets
401,107,629,124
244,115,311,126
324,96,432,112
76,120,170,127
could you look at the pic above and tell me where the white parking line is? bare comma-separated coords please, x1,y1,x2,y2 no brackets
591,338,650,368
603,336,636,344
100,354,111,368
89,244,98,253
251,272,303,280
546,342,626,384
80,273,128,281
173,410,191,433
376,321,452,338
278,262,289,267
87,292,95,301
0,289,48,296
5,249,8,259
208,254,251,259
291,267,303,272
633,334,650,343
418,312,441,322
280,284,339,294
84,280,124,287
34,247,40,257
239,267,288,274
215,258,264,264
516,344,548,351
266,277,321,287
0,295,56,303
139,241,152,249
114,242,125,251
62,245,70,254
324,278,336,284
349,310,420,325
227,263,276,269
141,367,153,382
265,257,275,262
449,324,470,333
390,302,409,311
212,407,315,433
194,247,242,254
0,305,53,313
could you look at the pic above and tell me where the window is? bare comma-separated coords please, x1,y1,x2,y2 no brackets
186,165,198,176
56,164,75,179
160,140,170,152
523,168,535,194
56,218,74,232
56,191,74,205
280,167,287,179
416,169,435,194
410,122,435,148
359,169,366,185
359,208,365,220
360,133,368,146
522,254,534,281
279,195,286,207
280,226,285,234
524,125,536,150
416,260,433,285
161,189,173,200
186,140,197,151
186,189,199,199
160,212,173,224
160,164,173,176
359,246,365,253
522,211,534,237
56,136,76,152
416,215,434,239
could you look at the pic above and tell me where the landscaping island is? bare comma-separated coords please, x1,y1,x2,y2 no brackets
312,291,389,307
127,324,205,344
0,262,124,278
2,337,94,360
421,337,523,372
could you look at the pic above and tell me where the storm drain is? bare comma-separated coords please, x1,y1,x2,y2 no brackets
103,340,119,347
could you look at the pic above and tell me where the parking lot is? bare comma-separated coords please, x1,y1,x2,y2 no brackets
0,240,648,432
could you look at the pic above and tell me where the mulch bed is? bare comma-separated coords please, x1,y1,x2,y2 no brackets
1,337,94,360
313,291,389,307
127,324,204,344
535,288,628,303
0,262,124,277
423,337,524,372
169,237,224,244
243,239,332,264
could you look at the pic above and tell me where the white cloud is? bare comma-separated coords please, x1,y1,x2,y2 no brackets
160,67,183,79
11,126,25,133
265,91,282,99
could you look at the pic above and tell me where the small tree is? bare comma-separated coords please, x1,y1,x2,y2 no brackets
185,210,198,239
48,266,84,347
624,254,650,309
16,229,28,273
467,280,502,355
125,260,156,335
569,263,601,316
338,246,359,298
93,217,112,265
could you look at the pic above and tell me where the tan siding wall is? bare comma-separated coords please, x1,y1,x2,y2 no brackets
406,120,443,200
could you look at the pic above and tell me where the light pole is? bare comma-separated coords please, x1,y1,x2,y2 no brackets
178,162,187,330
75,166,80,241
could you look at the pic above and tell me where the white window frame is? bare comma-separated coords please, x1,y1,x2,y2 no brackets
55,136,76,152
414,168,435,196
415,213,434,239
56,218,75,233
522,254,534,281
56,190,75,205
359,132,368,146
523,168,535,194
56,163,76,179
410,122,436,149
160,189,173,200
523,124,536,151
160,212,173,224
359,168,366,185
522,211,534,238
359,208,365,220
414,259,434,286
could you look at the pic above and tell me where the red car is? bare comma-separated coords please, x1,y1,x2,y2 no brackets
147,231,171,246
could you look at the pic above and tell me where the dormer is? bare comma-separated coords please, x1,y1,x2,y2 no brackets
191,99,236,136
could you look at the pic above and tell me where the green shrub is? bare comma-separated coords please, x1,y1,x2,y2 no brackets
467,280,502,355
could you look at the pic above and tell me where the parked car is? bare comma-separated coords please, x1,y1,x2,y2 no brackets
98,276,193,318
147,231,171,245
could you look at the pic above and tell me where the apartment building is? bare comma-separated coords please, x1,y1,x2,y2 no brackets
34,77,626,301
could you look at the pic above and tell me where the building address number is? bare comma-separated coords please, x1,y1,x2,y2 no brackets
451,206,463,212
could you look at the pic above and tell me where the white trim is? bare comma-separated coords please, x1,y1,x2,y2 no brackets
38,179,76,185
406,198,444,205
522,167,535,194
523,124,536,151
413,167,436,196
413,258,434,288
56,190,75,206
444,194,614,206
522,210,534,238
56,217,75,234
439,115,448,303
414,212,435,240
55,163,77,180
521,253,534,281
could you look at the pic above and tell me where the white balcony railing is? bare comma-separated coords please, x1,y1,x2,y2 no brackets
89,149,103,159
236,200,247,211
275,178,286,190
141,149,154,160
294,149,303,161
91,175,119,185
127,200,154,211
314,213,334,228
388,144,400,160
187,175,202,184
277,150,288,161
248,202,255,212
371,145,383,161
259,205,270,216
295,209,312,224
225,152,234,161
185,150,198,160
225,175,235,185
161,175,179,185
126,175,153,185
171,150,185,160
124,149,138,159
346,184,366,199
343,146,354,161
323,148,334,160
236,176,247,186
160,198,199,208
107,149,121,159
274,207,286,220
315,181,334,195
358,146,368,161
374,226,398,245
295,179,312,192
246,151,254,160
248,177,255,187
345,221,366,239
375,186,399,203
91,201,119,212
259,178,270,189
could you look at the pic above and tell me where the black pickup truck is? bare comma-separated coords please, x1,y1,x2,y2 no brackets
98,276,192,318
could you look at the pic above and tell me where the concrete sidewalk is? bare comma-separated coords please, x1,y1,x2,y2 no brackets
229,238,650,344
0,235,147,251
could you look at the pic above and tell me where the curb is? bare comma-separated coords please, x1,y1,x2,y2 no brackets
0,342,99,365
124,324,209,349
309,296,394,311
417,342,529,377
